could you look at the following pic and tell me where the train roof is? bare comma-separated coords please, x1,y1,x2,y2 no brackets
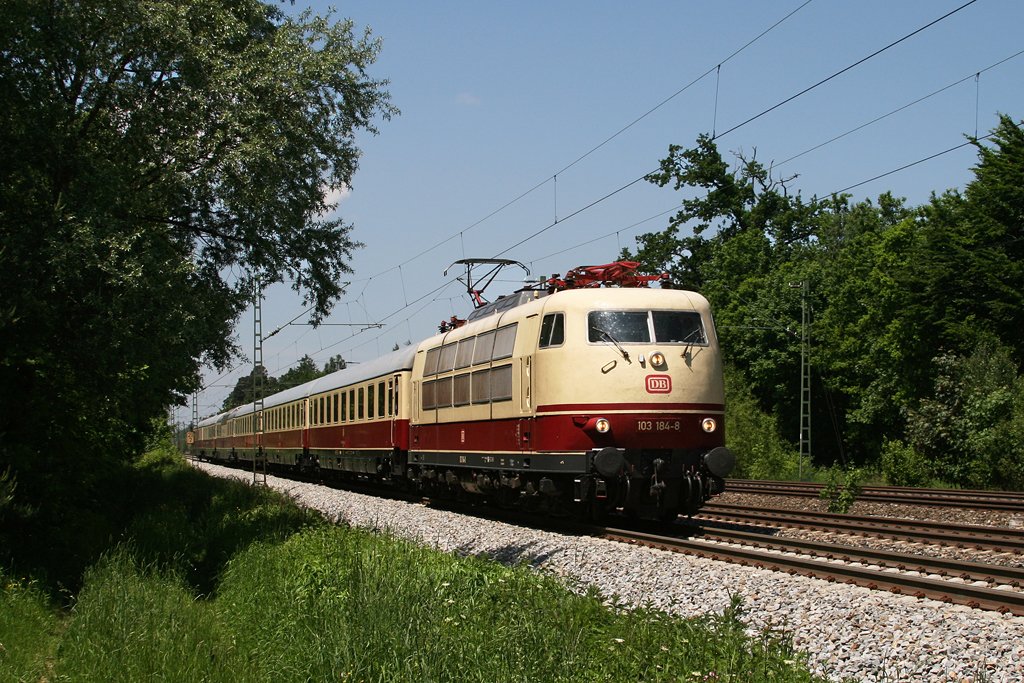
197,345,418,426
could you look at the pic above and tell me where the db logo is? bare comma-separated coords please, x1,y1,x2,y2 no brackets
645,375,672,394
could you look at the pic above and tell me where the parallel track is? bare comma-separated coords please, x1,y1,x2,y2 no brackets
697,502,1024,553
605,525,1024,616
726,479,1024,512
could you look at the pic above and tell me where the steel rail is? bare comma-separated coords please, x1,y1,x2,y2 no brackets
698,503,1024,553
605,527,1024,616
726,480,1024,511
694,525,1024,586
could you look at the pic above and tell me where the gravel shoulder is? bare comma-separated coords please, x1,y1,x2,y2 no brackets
195,462,1024,683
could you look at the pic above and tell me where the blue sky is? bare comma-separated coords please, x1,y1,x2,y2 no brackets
189,0,1024,419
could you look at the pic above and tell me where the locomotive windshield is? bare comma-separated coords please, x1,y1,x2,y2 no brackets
588,310,705,344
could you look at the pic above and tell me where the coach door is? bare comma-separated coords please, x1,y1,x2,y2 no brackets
389,374,400,447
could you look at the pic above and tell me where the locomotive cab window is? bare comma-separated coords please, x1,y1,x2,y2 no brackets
588,310,706,345
588,311,649,342
539,313,564,348
652,311,706,344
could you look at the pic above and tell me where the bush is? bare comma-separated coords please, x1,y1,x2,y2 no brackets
879,439,930,487
819,466,863,513
907,340,1024,489
725,366,803,480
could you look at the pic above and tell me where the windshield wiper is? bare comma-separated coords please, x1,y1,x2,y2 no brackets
593,327,630,363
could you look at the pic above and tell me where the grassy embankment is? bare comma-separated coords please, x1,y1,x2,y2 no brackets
1,444,827,682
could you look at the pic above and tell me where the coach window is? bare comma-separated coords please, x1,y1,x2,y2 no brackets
539,313,564,348
326,395,333,424
490,365,513,401
367,384,375,419
333,392,340,423
424,347,441,376
340,392,347,422
320,397,326,425
473,330,495,365
348,390,354,421
471,369,490,404
377,381,385,417
358,387,364,420
455,337,475,369
492,324,517,360
453,373,471,406
388,380,394,416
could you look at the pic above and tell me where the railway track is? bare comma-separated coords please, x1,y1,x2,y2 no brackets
726,479,1024,512
605,524,1024,616
697,502,1024,552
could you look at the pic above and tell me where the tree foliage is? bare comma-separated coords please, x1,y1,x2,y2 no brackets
221,354,347,411
631,117,1024,487
0,0,394,540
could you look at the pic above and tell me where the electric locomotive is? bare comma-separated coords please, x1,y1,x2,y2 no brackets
194,261,735,520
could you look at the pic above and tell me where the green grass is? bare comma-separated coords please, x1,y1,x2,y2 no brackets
0,576,62,682
0,445,827,682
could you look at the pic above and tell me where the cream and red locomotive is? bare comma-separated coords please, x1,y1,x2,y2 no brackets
195,262,735,519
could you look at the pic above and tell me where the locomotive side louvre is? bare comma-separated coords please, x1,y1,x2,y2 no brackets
409,301,544,464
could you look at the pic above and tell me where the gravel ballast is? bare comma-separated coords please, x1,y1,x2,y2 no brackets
195,462,1024,683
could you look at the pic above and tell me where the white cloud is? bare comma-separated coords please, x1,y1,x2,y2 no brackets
455,92,481,106
323,183,352,206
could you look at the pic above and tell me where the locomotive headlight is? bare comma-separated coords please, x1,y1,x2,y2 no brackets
650,351,666,368
701,417,717,433
595,418,611,433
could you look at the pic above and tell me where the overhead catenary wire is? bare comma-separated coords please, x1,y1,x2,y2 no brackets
199,1,996,409
776,48,1024,168
349,0,817,286
712,0,980,141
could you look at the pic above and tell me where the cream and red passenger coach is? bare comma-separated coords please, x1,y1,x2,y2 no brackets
196,262,735,519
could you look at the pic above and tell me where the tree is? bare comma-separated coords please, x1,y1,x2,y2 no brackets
0,0,395,538
323,355,348,374
221,366,278,412
906,340,1024,489
278,356,321,391
630,136,830,458
628,121,1023,481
